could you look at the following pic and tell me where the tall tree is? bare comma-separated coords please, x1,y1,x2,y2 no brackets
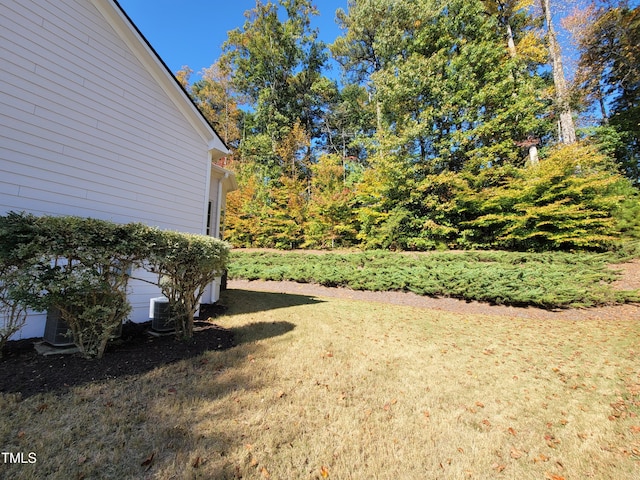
190,62,243,149
220,0,333,247
483,0,548,164
368,0,549,171
318,83,376,161
222,0,328,153
338,0,551,248
572,2,640,183
331,0,398,135
540,0,577,144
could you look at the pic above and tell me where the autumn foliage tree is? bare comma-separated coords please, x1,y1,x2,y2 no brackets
181,0,639,252
571,2,640,185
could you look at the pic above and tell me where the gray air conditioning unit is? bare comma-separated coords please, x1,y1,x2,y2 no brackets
149,296,174,332
43,307,123,347
43,307,74,347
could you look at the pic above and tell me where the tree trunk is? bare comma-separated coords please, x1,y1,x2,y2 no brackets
506,23,517,58
529,145,539,165
541,0,576,144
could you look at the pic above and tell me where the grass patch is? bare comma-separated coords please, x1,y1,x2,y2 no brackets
228,250,640,308
1,289,638,479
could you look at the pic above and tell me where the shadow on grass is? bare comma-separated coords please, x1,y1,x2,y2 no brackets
0,290,312,400
231,320,296,344
0,291,316,479
0,321,236,399
220,288,324,316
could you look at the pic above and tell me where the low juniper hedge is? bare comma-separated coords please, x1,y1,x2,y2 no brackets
228,249,640,309
0,212,229,359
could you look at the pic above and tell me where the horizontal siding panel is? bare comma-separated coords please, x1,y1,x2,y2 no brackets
0,90,37,116
1,20,203,165
2,1,133,92
0,188,200,231
2,99,203,186
0,191,89,218
0,159,203,228
1,130,206,209
0,181,20,197
17,182,88,201
0,40,37,75
1,72,205,183
0,125,66,157
85,190,202,227
1,160,147,205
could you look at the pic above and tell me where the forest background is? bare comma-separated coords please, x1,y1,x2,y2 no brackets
175,0,640,252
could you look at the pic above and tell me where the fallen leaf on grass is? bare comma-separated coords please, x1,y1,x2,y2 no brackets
261,466,270,478
507,427,517,436
320,465,329,478
141,452,155,468
510,447,523,459
545,434,560,448
630,425,640,433
492,463,506,472
383,399,397,411
545,474,565,480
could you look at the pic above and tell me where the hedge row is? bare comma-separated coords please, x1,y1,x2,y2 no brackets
228,249,640,309
0,212,229,358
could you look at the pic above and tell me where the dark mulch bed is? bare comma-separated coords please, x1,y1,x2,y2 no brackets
0,304,234,399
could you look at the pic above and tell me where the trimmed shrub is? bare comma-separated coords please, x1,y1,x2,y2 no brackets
0,213,41,355
0,264,28,357
144,229,230,340
0,213,231,356
0,214,150,358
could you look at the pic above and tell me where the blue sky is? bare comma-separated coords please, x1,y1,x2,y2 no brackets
117,1,640,86
117,0,348,82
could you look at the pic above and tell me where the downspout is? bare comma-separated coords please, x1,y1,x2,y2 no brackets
214,172,229,239
202,152,213,235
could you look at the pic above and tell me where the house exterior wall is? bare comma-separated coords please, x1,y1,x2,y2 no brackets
0,0,225,338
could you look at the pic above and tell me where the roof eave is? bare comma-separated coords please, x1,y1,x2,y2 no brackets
91,0,230,154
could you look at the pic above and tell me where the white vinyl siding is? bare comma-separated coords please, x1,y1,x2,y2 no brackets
0,0,208,230
0,0,222,336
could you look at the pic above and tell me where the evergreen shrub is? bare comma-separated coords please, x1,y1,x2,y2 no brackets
460,144,631,251
143,229,230,340
0,213,230,357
